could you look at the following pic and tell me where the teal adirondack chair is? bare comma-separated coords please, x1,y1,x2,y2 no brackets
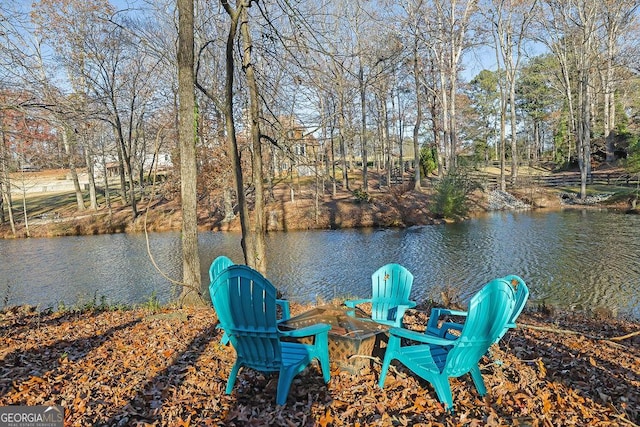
344,263,417,327
425,275,529,342
209,256,291,345
378,278,516,412
210,265,331,406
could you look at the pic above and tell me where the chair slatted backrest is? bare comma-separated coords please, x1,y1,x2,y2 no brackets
501,274,529,329
211,265,283,371
209,255,234,284
441,278,515,378
371,263,414,323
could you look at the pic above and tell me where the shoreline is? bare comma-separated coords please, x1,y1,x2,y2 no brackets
2,183,636,239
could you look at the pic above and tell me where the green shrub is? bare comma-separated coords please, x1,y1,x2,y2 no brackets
142,291,161,312
420,145,438,177
430,168,479,220
352,188,371,203
625,134,640,174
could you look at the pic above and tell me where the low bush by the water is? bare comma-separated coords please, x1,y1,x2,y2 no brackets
430,168,480,220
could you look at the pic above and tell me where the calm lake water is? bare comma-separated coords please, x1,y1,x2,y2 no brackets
1,209,639,320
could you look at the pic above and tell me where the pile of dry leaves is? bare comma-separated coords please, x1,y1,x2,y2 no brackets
1,303,638,426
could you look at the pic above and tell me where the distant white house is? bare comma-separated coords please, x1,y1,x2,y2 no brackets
96,152,173,179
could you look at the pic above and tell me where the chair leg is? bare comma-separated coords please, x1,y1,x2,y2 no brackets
319,353,330,383
378,355,391,388
430,376,454,413
276,367,297,406
378,335,401,388
469,365,487,396
226,362,241,395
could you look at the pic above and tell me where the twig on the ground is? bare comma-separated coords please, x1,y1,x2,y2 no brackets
610,330,640,342
519,323,630,349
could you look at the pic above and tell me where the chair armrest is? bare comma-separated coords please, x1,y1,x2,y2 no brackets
276,299,291,320
388,327,456,347
280,323,331,338
425,307,468,336
344,298,372,308
431,307,468,318
394,304,416,324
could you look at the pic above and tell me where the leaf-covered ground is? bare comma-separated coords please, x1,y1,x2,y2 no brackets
1,304,638,426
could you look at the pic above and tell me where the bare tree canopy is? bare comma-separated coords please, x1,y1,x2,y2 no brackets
1,0,639,240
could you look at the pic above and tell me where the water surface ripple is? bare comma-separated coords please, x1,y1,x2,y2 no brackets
1,209,638,320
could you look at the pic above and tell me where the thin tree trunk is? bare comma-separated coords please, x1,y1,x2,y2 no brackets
83,134,98,210
412,40,422,190
62,127,86,211
330,121,337,196
359,67,368,192
439,67,449,173
509,81,518,184
448,75,458,169
113,126,128,206
0,124,16,233
177,0,203,306
338,98,349,190
19,175,29,238
222,1,254,267
397,90,404,175
604,18,618,162
102,157,112,218
383,96,392,187
240,4,267,274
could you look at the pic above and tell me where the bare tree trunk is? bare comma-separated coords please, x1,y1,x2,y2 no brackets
439,67,450,172
330,121,337,196
499,97,507,191
83,134,98,210
396,89,405,175
338,98,349,190
1,129,16,235
494,34,507,191
240,4,267,274
1,191,14,235
448,75,458,169
509,81,518,183
0,124,16,233
222,1,254,267
62,126,86,211
19,175,30,238
102,157,112,218
576,0,598,199
177,0,203,306
114,126,128,206
412,40,422,190
383,95,392,187
359,67,369,192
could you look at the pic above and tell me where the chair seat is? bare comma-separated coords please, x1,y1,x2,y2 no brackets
395,345,441,370
280,342,313,367
394,344,451,371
